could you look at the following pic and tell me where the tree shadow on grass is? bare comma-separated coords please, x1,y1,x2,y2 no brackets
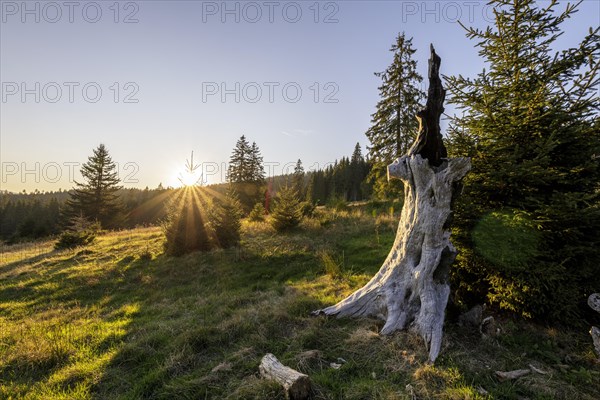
0,245,156,397
1,224,414,399
0,249,58,275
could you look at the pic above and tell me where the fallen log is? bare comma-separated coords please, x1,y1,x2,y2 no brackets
495,369,531,381
259,353,312,400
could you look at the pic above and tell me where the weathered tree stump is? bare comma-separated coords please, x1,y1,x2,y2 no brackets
314,45,470,363
590,327,600,360
589,294,600,360
407,44,448,167
259,353,312,400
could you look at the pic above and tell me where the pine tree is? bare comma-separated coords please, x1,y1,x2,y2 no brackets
349,143,368,201
207,188,242,248
366,32,425,199
249,141,266,183
292,159,305,198
446,0,600,322
227,136,266,183
307,170,327,205
65,144,123,228
270,186,303,232
227,135,252,183
248,202,266,221
227,136,266,210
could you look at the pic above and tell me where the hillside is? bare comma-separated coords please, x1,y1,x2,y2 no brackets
1,209,599,399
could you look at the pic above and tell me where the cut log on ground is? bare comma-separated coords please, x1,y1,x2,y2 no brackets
259,353,312,400
495,369,531,381
313,45,470,363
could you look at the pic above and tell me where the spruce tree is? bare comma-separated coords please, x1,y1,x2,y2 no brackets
227,135,252,183
307,170,327,204
270,186,303,232
227,136,266,210
446,0,599,321
65,144,123,228
366,32,425,199
349,143,368,201
249,141,266,183
207,188,242,249
292,159,305,198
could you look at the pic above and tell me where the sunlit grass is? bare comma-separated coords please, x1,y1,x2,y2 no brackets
1,211,598,399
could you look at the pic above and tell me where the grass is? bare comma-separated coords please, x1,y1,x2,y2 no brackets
1,208,599,399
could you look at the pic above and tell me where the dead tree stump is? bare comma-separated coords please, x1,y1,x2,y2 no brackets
314,45,470,363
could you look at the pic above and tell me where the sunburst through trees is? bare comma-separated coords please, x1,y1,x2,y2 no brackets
163,153,242,256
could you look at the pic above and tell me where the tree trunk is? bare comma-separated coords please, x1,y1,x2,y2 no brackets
314,46,470,363
259,353,312,400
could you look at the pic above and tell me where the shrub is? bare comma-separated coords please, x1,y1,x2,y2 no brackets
207,194,242,249
54,215,98,250
248,203,266,222
54,231,96,250
270,187,303,232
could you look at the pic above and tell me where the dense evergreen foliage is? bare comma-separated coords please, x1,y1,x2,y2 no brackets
292,159,305,199
0,195,62,241
227,135,265,184
305,143,370,205
206,190,243,249
270,186,303,232
248,202,266,222
365,32,424,199
64,144,124,228
446,0,600,322
227,135,267,211
54,215,98,250
0,187,170,243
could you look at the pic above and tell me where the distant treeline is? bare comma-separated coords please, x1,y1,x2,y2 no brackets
305,148,371,205
0,143,374,243
0,187,172,242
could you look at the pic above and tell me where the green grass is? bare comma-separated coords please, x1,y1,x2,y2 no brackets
1,209,598,399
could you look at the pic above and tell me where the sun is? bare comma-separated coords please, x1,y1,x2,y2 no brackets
175,151,204,187
178,169,203,187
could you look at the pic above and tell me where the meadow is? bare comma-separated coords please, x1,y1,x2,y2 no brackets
1,208,599,399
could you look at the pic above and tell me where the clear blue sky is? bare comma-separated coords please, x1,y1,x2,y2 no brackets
1,0,598,191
